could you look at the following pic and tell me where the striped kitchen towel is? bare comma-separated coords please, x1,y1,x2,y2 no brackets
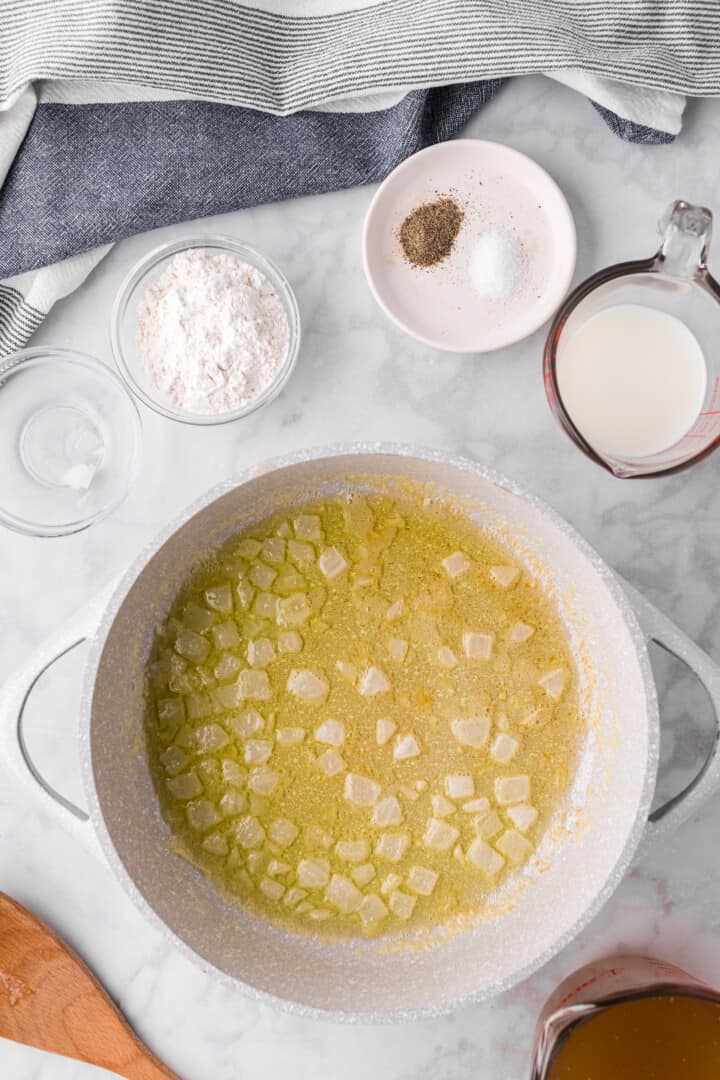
1,0,706,355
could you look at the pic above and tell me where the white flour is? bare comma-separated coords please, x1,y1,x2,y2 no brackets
137,250,290,414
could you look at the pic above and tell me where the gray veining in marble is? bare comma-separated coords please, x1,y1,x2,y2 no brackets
2,75,720,1079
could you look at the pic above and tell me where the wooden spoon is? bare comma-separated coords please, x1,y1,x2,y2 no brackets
0,892,180,1079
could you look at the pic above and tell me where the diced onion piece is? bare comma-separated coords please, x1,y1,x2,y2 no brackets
284,887,308,908
287,668,329,703
489,565,520,588
236,582,254,611
539,669,565,701
305,825,333,850
431,794,456,818
415,779,428,793
296,902,313,915
463,797,491,815
437,646,458,669
314,719,345,746
186,800,220,831
407,865,438,896
325,873,362,914
185,693,211,720
494,775,531,805
157,697,185,727
423,818,459,851
385,598,404,622
209,685,239,712
389,890,416,920
259,877,285,901
175,630,210,664
244,739,273,765
491,733,520,764
221,759,247,788
202,833,229,856
247,638,276,668
219,789,247,817
467,837,505,876
379,873,402,896
358,894,388,927
167,771,203,800
248,766,279,795
318,546,348,580
297,858,330,888
358,665,391,696
507,804,538,832
212,621,241,650
309,908,332,922
336,660,357,684
173,724,196,749
352,863,376,887
228,709,264,738
474,810,503,839
276,593,311,627
183,603,217,634
462,631,493,660
253,593,277,619
215,653,241,681
294,514,323,541
278,630,303,654
275,570,305,593
262,537,286,564
394,733,421,761
196,723,230,751
237,669,272,701
160,746,188,777
277,521,292,539
276,726,305,746
236,815,266,848
451,716,491,749
396,787,418,806
344,773,381,807
445,774,474,799
246,851,266,877
269,819,298,847
198,758,220,784
442,551,471,579
372,796,404,827
388,638,409,662
204,584,233,613
237,538,261,559
249,793,268,816
510,621,535,643
316,748,346,776
336,839,370,863
496,829,533,864
250,563,277,591
287,539,315,565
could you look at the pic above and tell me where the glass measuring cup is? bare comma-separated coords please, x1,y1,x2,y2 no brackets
531,955,720,1079
544,201,720,477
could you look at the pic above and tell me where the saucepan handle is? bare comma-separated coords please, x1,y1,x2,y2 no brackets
0,582,118,860
622,580,720,841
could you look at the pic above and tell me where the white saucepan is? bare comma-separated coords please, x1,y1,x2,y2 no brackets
3,446,720,1022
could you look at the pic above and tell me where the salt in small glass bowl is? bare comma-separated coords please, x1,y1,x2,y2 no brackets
111,235,301,425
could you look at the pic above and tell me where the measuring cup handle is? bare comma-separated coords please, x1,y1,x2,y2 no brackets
622,580,720,843
0,582,118,860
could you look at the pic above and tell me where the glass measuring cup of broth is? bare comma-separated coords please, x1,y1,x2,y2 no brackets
531,955,720,1080
544,201,720,478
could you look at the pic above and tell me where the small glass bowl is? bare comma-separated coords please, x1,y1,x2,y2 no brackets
110,235,301,425
0,348,142,537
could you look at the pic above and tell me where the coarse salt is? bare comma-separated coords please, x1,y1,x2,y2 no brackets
137,250,289,414
468,231,524,300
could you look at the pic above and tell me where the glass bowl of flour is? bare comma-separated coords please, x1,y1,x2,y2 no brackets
111,236,301,424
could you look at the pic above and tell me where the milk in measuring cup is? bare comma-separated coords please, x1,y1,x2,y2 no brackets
556,303,707,459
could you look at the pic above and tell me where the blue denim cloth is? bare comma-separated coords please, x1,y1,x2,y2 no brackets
0,81,671,278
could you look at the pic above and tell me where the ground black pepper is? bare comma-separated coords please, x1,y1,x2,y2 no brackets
398,197,464,267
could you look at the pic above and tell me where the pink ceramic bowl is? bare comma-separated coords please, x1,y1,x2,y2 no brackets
362,139,577,353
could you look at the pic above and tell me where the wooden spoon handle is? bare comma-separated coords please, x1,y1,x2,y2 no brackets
0,893,181,1079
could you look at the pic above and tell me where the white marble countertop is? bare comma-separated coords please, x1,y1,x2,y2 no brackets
3,76,720,1080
